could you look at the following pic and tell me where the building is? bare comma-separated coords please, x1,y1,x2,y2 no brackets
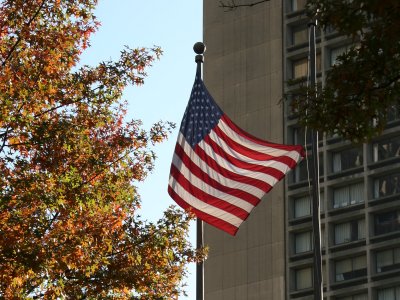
202,0,400,299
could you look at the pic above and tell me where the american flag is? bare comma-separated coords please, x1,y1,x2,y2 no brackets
168,75,304,235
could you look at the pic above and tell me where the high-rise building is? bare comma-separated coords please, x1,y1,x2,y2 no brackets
203,1,400,299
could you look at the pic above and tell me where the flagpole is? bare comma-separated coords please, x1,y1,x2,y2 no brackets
193,41,206,300
308,21,323,300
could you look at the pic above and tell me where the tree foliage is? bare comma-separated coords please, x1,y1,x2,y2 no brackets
0,0,204,298
220,0,400,142
293,0,400,142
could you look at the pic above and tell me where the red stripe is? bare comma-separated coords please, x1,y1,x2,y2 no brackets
213,124,300,169
203,134,285,180
221,114,305,157
173,143,260,206
193,143,272,193
213,124,297,165
169,164,249,220
168,186,239,235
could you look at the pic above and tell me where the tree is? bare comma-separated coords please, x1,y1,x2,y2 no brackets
0,0,204,298
293,0,400,142
221,0,400,142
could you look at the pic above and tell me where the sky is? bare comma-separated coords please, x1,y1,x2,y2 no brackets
80,1,203,298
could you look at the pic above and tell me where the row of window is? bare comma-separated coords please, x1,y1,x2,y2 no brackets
292,210,399,253
292,220,364,254
335,286,400,300
293,210,399,246
292,130,400,162
293,248,400,290
291,181,400,218
287,24,349,79
289,46,347,79
289,131,400,173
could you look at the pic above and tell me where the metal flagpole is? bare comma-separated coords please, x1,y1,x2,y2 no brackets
193,41,206,300
308,21,323,300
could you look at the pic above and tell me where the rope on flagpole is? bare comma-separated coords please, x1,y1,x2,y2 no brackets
306,20,324,300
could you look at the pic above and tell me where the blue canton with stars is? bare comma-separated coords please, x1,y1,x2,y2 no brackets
180,76,223,148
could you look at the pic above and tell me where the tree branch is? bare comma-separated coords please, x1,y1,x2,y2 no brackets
2,0,47,67
0,128,9,154
219,0,270,11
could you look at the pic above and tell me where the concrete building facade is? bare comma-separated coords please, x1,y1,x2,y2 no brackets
203,0,400,299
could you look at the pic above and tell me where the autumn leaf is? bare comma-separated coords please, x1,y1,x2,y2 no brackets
0,0,204,298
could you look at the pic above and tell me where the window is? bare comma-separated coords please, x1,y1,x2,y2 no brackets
290,0,307,11
333,183,364,209
293,57,308,79
320,192,325,213
291,54,321,79
295,231,312,254
292,159,309,183
334,219,366,245
321,226,326,249
387,105,400,123
377,247,400,273
295,267,312,290
332,147,363,173
294,195,311,218
374,173,400,198
337,294,368,300
374,211,400,235
373,136,400,162
291,126,311,146
290,126,322,146
285,94,299,117
335,255,367,282
330,45,349,66
292,152,323,184
291,25,308,46
378,286,400,300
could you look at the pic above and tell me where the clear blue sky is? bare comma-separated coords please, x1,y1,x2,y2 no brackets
80,1,202,298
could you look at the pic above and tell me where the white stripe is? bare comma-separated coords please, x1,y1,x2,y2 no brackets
172,153,255,213
198,138,279,186
177,134,265,198
208,129,298,175
168,176,242,227
218,118,301,157
285,150,302,163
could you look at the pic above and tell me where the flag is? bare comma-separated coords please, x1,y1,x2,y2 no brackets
168,75,304,235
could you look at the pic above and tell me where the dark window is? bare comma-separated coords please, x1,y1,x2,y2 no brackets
333,182,364,209
292,152,323,184
378,286,400,300
293,159,309,183
335,256,367,282
374,211,400,235
376,247,400,273
291,126,311,146
387,105,400,123
295,267,312,290
294,231,312,254
374,173,400,198
334,219,366,245
373,136,400,162
291,24,308,46
293,196,310,218
332,148,363,173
